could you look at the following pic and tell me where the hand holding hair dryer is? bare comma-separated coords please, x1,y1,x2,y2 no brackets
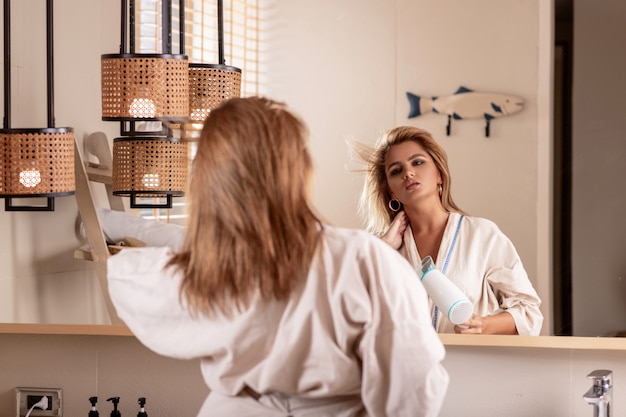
420,256,473,325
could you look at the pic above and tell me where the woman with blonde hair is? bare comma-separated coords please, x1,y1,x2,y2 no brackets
107,98,448,416
359,126,543,335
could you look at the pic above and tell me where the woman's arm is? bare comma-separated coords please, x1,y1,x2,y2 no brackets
358,238,448,416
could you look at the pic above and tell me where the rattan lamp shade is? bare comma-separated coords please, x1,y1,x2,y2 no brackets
189,63,242,123
0,128,75,197
112,137,188,208
101,53,190,122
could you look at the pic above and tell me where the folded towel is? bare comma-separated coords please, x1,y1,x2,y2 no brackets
96,208,186,250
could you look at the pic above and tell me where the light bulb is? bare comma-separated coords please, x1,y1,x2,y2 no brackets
190,108,208,121
129,98,156,118
141,173,159,188
19,169,42,188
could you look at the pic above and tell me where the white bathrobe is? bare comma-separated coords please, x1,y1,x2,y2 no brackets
399,212,543,335
107,226,449,417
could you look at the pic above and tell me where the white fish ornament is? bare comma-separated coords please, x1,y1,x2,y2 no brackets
406,86,524,137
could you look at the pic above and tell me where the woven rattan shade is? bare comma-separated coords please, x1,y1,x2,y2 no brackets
189,63,242,123
112,138,188,198
101,54,190,122
0,128,75,196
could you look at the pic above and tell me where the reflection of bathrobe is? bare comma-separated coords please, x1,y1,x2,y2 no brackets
399,212,543,335
108,226,449,417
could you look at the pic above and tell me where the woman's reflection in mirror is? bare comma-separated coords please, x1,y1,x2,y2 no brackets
358,126,543,335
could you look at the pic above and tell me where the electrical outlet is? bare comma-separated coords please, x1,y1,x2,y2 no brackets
15,387,62,417
27,395,53,410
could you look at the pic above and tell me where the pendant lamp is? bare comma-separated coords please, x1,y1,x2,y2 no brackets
101,54,189,123
185,0,242,140
112,137,188,209
103,0,189,209
188,62,241,123
0,0,75,212
101,0,189,124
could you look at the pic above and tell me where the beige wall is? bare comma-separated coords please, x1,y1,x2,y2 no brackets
442,344,626,416
0,333,206,416
1,332,625,416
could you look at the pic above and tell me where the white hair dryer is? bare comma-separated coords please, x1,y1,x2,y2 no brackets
420,256,473,325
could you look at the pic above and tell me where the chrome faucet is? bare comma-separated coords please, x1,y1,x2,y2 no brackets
583,369,612,417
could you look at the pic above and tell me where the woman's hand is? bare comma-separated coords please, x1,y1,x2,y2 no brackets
454,315,485,334
454,313,518,335
380,211,408,250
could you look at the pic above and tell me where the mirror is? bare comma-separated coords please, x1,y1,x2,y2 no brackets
2,0,624,345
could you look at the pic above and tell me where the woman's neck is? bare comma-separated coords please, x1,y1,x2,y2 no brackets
404,203,449,234
404,203,450,262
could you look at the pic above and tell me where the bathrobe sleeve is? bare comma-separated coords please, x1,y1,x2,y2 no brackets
356,237,449,417
474,218,544,336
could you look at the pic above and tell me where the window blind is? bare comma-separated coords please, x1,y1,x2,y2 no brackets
137,0,259,96
135,0,259,223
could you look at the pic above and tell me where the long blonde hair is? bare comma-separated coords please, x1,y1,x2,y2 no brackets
169,97,322,315
358,126,465,235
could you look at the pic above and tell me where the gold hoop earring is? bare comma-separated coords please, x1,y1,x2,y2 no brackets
388,199,401,212
438,184,443,196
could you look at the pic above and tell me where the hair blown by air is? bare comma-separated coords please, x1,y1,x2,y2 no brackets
168,97,322,316
357,126,465,235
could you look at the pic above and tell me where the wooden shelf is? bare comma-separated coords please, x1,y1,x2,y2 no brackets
2,324,626,351
439,334,626,351
0,323,133,336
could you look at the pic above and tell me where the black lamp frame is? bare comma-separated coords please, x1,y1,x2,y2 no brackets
1,0,75,212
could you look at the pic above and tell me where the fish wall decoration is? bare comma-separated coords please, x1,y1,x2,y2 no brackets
406,86,524,137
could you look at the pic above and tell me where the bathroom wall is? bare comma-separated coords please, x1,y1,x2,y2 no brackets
1,332,624,417
442,344,626,416
0,333,206,416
